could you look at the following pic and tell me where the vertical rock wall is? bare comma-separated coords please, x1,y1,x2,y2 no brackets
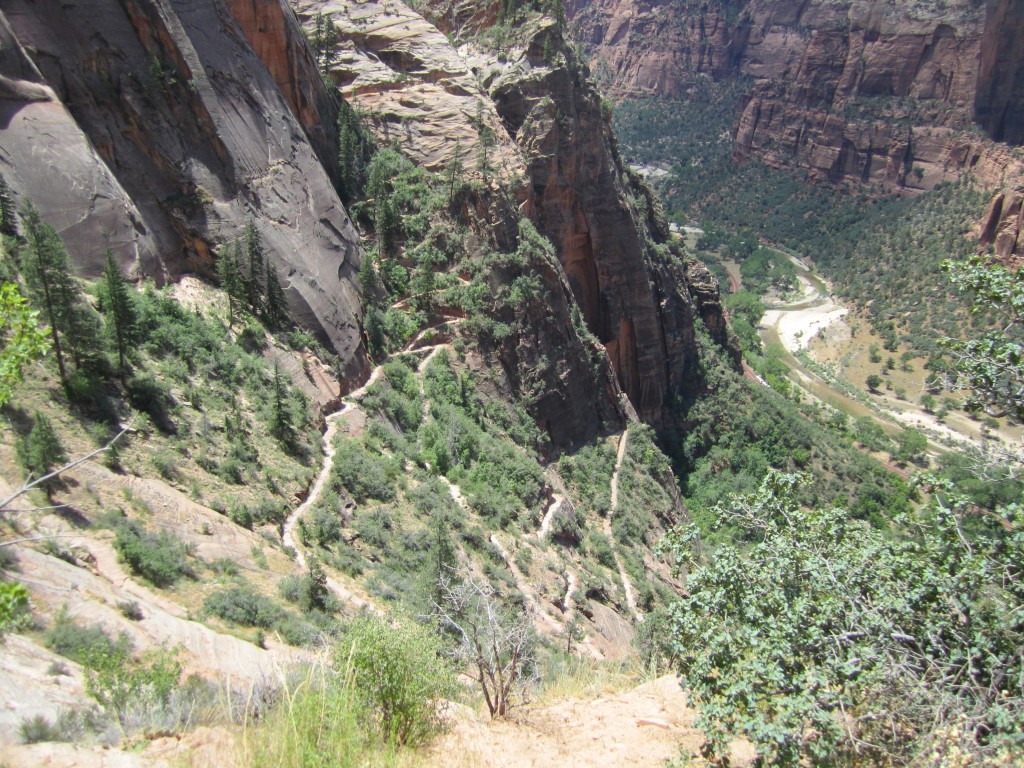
0,0,370,386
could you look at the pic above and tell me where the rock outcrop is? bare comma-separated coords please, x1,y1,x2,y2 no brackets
568,0,1024,260
0,0,370,386
482,17,737,424
295,0,736,438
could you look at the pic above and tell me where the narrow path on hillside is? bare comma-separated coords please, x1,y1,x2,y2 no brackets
282,404,380,615
535,493,564,541
489,533,564,637
606,429,641,622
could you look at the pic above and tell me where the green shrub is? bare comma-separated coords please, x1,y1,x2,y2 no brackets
340,614,456,745
663,471,1024,765
84,645,183,729
113,521,195,587
0,579,29,641
45,607,129,664
19,714,65,744
203,585,284,628
330,438,399,503
245,664,405,767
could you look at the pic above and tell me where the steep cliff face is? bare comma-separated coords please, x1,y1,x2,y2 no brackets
0,0,370,386
975,0,1024,146
299,0,736,437
482,18,737,424
569,0,1024,259
566,0,743,94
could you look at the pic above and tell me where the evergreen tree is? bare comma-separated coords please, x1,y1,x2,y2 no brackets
100,250,136,375
21,202,99,387
444,140,465,208
263,256,289,328
0,175,18,238
216,240,245,325
375,195,400,258
17,410,66,481
243,219,265,316
310,12,338,80
337,100,371,203
475,101,495,179
270,362,294,445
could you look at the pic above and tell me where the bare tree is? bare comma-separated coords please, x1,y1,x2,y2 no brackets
433,567,537,718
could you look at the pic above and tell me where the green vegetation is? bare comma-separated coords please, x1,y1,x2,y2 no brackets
657,256,1024,765
112,520,196,587
341,613,457,745
21,202,101,390
663,470,1023,766
673,321,911,539
614,92,994,362
0,282,49,407
202,584,285,629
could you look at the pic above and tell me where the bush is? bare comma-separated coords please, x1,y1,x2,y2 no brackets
113,521,195,587
19,714,65,744
340,614,456,745
330,438,399,503
45,607,129,664
203,585,284,629
662,471,1024,766
117,601,144,621
84,645,183,730
245,665,406,768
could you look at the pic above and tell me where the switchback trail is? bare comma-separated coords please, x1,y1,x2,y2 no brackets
606,429,641,622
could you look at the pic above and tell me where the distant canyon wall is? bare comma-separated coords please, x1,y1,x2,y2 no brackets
568,0,1024,260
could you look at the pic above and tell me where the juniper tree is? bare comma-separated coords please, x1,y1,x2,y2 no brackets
100,250,136,375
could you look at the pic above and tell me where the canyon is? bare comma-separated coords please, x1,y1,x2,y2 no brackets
567,0,1024,261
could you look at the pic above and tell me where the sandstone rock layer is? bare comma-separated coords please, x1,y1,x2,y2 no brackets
0,0,370,386
568,0,1024,260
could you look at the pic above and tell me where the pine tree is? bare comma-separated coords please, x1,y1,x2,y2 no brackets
310,12,338,80
17,410,66,481
243,219,265,316
21,202,99,387
337,100,371,203
101,250,136,375
475,101,495,180
217,240,245,325
0,175,18,238
270,362,294,445
263,256,289,328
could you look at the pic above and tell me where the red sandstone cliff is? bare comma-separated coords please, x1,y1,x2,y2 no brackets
295,0,737,438
568,0,1024,260
0,0,370,386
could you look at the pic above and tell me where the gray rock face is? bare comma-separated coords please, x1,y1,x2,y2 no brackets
0,0,369,386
